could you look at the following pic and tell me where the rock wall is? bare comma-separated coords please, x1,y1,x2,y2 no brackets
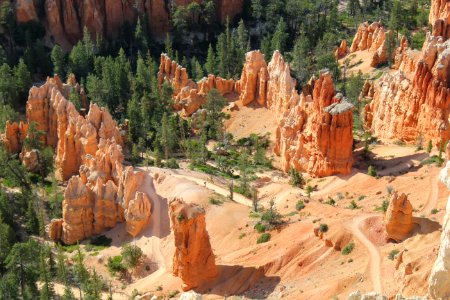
169,198,217,291
384,192,413,242
1,75,154,244
350,21,389,67
363,1,450,147
157,53,236,116
428,146,450,299
16,0,243,44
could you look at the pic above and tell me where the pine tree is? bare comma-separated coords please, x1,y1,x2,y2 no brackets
14,59,32,103
251,0,264,21
73,246,89,296
191,57,204,81
39,247,55,300
158,112,176,160
51,44,65,79
205,44,217,75
271,17,288,54
164,33,173,58
134,17,148,55
25,200,39,235
127,96,143,144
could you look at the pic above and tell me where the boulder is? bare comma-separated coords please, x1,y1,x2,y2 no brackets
384,192,413,242
169,198,217,291
125,192,152,237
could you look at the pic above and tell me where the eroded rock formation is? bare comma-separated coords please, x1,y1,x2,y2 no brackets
350,21,388,67
335,40,348,60
16,0,243,44
384,192,413,242
428,152,450,299
2,75,154,244
158,50,354,177
158,54,236,116
169,198,217,291
364,3,450,146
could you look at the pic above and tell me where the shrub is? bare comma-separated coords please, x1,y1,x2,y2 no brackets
349,200,358,210
342,242,355,255
305,185,314,198
295,200,305,211
254,222,266,233
420,155,444,167
257,233,271,244
238,233,246,239
177,213,185,222
375,200,389,213
431,208,439,214
165,158,179,169
388,249,399,260
325,197,336,206
368,165,377,177
357,195,366,201
121,243,143,268
386,185,394,195
261,200,283,226
319,224,328,233
336,192,344,200
289,168,305,188
427,140,432,154
208,197,223,205
107,255,125,275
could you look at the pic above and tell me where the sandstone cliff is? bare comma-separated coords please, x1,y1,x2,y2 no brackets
2,75,155,244
158,53,236,116
428,150,450,299
363,2,450,146
384,192,413,242
169,198,218,291
350,21,388,67
16,0,243,44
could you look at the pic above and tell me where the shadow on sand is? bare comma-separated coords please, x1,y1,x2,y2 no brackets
196,264,281,297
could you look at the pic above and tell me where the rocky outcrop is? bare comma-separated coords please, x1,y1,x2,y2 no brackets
158,53,236,116
236,50,268,106
16,0,38,23
16,0,243,44
428,153,450,299
335,40,348,60
364,3,450,146
274,71,354,176
1,121,28,154
384,192,413,242
3,75,155,244
169,198,217,291
350,21,388,67
364,34,450,146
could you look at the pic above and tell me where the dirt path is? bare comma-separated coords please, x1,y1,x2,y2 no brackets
171,174,253,207
421,173,440,215
346,214,382,293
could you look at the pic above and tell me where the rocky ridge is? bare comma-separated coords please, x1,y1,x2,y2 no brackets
14,0,244,44
363,0,450,146
2,75,153,244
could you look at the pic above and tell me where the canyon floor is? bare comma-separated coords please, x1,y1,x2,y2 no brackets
58,103,448,299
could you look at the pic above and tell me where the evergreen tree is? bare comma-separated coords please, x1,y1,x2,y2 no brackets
157,112,176,160
191,57,204,81
14,59,32,103
204,89,227,140
69,27,95,80
271,17,288,55
25,200,39,235
5,240,41,297
0,63,18,107
73,246,89,296
134,17,148,55
204,44,217,75
0,220,14,271
51,44,65,79
84,270,102,300
127,96,143,144
251,0,264,21
164,33,173,58
291,34,312,86
39,247,55,300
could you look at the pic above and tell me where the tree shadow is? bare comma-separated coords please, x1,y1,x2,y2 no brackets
196,264,281,297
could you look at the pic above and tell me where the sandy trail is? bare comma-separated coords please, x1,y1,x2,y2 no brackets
171,174,253,207
346,214,382,293
421,173,439,215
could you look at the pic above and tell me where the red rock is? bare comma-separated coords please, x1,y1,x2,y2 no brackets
335,40,348,59
158,54,236,116
15,0,38,23
384,192,413,242
1,121,27,154
237,51,268,106
215,0,244,23
48,219,63,241
170,198,218,291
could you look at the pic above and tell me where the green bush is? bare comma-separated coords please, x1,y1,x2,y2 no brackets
121,243,143,268
342,242,355,255
319,224,328,233
165,158,179,169
208,197,223,205
257,233,271,244
375,200,389,213
107,255,126,275
254,222,266,233
420,156,444,167
388,249,399,260
349,200,358,210
368,165,377,177
431,208,439,214
289,167,305,188
295,200,305,211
